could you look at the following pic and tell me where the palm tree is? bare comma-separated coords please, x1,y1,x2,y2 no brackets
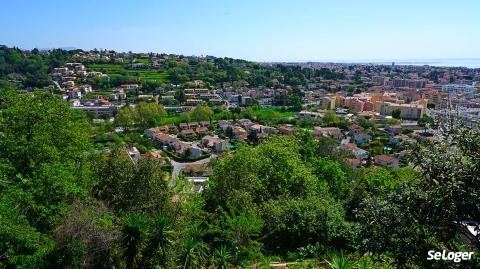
144,214,174,268
179,226,208,269
121,213,150,269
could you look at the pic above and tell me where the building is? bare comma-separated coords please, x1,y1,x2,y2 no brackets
70,105,117,118
186,99,203,106
375,154,400,168
372,76,387,85
202,135,228,153
298,111,323,119
422,90,447,108
351,99,365,112
342,143,369,158
277,124,296,135
375,101,425,120
241,96,253,106
391,79,427,88
349,124,364,135
442,84,477,94
120,84,139,90
313,127,341,139
354,133,371,144
144,129,177,146
172,141,202,158
126,147,141,162
347,158,362,169
195,126,209,136
232,126,248,140
321,96,336,109
180,129,197,139
385,125,402,135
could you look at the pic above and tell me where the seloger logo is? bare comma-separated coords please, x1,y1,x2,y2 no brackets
427,250,474,263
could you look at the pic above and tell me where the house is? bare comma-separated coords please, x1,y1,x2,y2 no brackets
189,122,199,129
349,124,364,135
80,85,92,93
59,94,69,101
249,124,264,133
120,84,139,90
385,125,402,135
232,126,248,140
142,150,166,164
157,125,169,133
184,144,202,158
199,121,210,127
354,133,371,144
180,129,197,139
237,118,253,128
167,124,178,133
389,134,410,144
144,129,178,147
202,135,228,153
258,132,269,141
248,124,276,134
261,125,277,134
342,143,369,158
217,120,231,131
298,111,323,119
68,88,82,99
179,123,189,130
277,124,296,135
375,154,400,168
126,147,141,162
195,127,209,136
313,127,341,139
347,158,362,169
172,141,202,158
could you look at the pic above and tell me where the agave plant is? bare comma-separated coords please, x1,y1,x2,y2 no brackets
326,251,353,269
214,245,232,269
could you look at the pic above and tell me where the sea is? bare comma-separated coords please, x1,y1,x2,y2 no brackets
343,59,480,69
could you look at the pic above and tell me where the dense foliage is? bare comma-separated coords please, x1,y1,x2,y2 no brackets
2,90,480,268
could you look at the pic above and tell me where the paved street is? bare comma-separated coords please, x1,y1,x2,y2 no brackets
169,155,213,186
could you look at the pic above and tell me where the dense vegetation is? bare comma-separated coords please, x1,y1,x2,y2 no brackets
1,89,480,268
0,46,358,92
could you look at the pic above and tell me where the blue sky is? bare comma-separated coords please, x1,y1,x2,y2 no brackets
1,0,479,61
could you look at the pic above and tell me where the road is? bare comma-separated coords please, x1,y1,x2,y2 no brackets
169,155,213,186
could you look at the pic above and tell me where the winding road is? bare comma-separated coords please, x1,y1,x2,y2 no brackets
169,155,213,186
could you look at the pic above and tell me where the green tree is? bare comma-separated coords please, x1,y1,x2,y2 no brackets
94,148,169,213
0,90,94,267
311,157,348,199
205,136,351,253
391,108,401,119
49,199,120,268
323,110,339,126
136,102,167,127
358,116,480,267
189,105,213,121
115,106,138,129
291,95,303,112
